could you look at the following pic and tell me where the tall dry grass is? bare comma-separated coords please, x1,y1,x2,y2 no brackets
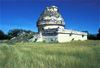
0,40,100,68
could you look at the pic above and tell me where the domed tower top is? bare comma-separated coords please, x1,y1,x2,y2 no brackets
46,5,58,12
37,6,65,27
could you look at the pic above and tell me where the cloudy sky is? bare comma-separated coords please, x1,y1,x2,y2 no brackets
0,0,100,34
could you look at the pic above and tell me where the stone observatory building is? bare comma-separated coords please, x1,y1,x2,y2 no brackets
30,6,88,42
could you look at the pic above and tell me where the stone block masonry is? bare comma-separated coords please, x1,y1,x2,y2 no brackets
30,5,88,42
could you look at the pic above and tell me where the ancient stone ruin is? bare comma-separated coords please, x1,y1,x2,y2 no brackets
29,6,88,42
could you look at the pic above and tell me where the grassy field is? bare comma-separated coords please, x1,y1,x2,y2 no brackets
0,40,100,68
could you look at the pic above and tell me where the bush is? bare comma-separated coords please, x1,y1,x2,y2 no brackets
78,39,81,41
28,34,34,39
34,38,37,42
88,34,97,40
42,40,46,43
51,38,53,42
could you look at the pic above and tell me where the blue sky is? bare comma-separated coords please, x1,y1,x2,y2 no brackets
0,0,100,34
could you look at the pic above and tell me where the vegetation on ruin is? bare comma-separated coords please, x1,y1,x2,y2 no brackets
0,40,100,68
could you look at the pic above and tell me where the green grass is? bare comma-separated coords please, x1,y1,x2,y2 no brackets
0,40,100,68
0,40,7,43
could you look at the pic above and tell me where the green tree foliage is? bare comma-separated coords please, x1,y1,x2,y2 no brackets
88,28,100,40
96,28,100,40
88,34,97,40
0,30,5,40
8,29,20,38
0,29,37,40
0,30,8,40
8,29,34,39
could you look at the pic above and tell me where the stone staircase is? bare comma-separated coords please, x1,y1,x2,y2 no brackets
28,33,42,42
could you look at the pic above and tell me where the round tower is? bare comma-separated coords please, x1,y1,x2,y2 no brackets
37,6,65,32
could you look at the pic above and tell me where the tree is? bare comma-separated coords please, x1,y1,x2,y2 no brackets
0,29,35,40
0,30,5,40
8,29,21,38
88,34,96,40
7,29,34,39
96,28,100,40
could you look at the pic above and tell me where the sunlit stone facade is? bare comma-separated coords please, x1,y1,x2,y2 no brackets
35,6,88,42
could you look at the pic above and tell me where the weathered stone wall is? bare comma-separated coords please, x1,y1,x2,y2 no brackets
58,33,87,42
42,33,58,42
58,28,88,36
37,28,88,42
31,32,87,43
35,6,88,42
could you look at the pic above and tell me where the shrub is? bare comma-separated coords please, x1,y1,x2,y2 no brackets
42,40,46,43
55,40,59,43
28,34,34,39
51,38,53,42
34,38,37,42
78,39,81,41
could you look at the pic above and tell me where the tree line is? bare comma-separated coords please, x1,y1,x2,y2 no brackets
88,28,100,40
0,29,37,40
0,28,100,40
